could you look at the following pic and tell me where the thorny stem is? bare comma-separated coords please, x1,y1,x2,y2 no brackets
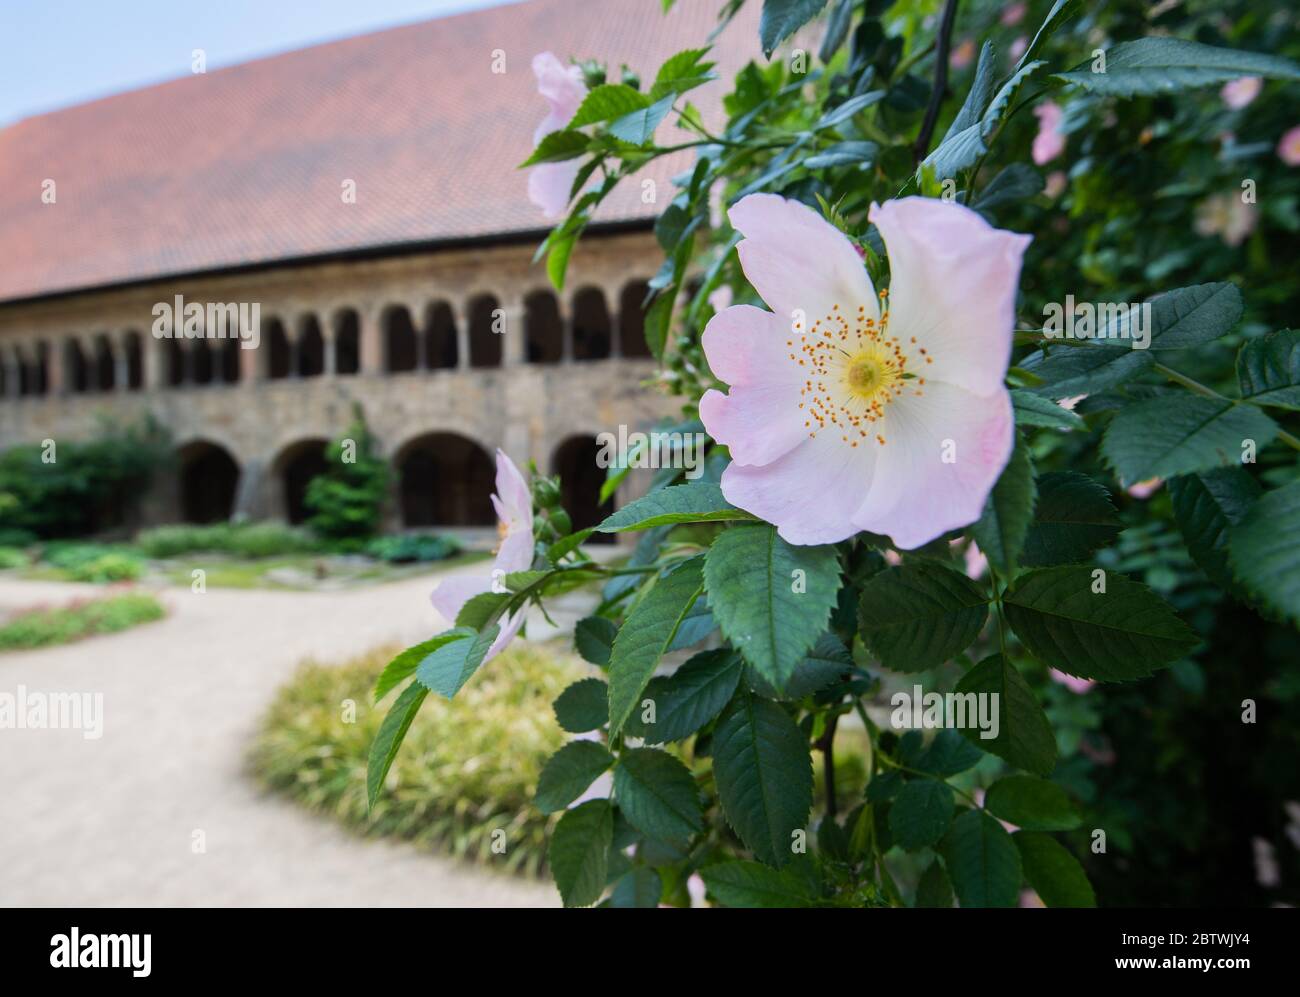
913,0,960,163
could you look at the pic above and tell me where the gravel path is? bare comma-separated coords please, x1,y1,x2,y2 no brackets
0,569,560,907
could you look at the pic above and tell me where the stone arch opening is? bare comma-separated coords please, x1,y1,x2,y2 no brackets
191,340,214,386
124,332,144,390
572,287,612,361
65,340,90,393
218,338,240,384
397,432,495,527
93,335,115,391
177,441,240,524
425,301,458,370
297,315,325,378
525,289,563,364
619,280,653,358
164,339,185,386
334,309,360,375
467,295,503,369
274,438,330,525
552,435,615,542
266,318,291,379
384,305,417,373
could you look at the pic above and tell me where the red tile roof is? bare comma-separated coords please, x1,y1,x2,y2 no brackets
0,0,761,303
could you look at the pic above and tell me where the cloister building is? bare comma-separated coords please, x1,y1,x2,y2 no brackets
0,0,756,535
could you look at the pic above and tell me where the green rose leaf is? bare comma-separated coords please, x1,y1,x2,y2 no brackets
1021,471,1122,567
712,691,813,867
414,624,500,699
553,677,610,733
607,558,706,737
1237,329,1300,410
596,483,755,532
1168,467,1261,592
970,435,1036,576
372,630,470,703
699,858,820,908
1011,389,1086,431
567,83,650,128
612,747,704,843
574,615,618,667
858,563,989,672
915,858,955,908
984,775,1082,831
550,799,613,908
759,0,831,58
1056,37,1300,97
705,524,841,689
1228,479,1300,624
639,648,743,743
535,741,615,814
1004,566,1197,681
940,809,1023,908
955,655,1058,777
1015,832,1096,907
889,779,955,851
365,680,427,810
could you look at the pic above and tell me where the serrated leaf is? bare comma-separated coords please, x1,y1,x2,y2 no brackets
568,83,651,128
1168,467,1261,591
550,799,613,907
609,867,663,907
366,681,427,809
971,436,1036,575
575,615,618,667
1016,0,1083,72
1227,479,1300,624
915,858,955,907
803,140,879,168
613,748,703,842
814,90,885,130
454,591,510,631
713,692,813,867
372,630,467,703
759,0,830,57
1021,471,1122,567
889,780,955,851
553,677,610,733
1056,37,1300,97
984,775,1081,831
955,655,1057,777
700,858,819,907
1145,282,1243,350
915,728,985,777
535,741,615,814
1023,342,1154,398
607,558,706,737
975,164,1045,213
981,60,1046,138
1011,389,1086,431
609,94,674,145
650,47,716,100
1101,395,1277,485
414,624,500,698
597,483,754,532
1237,329,1300,409
520,128,590,167
857,563,989,672
1004,566,1197,681
705,524,841,688
940,809,1022,908
639,649,742,742
749,631,855,700
1016,832,1096,907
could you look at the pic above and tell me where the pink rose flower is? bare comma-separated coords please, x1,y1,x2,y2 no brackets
1009,35,1029,63
528,52,587,218
1001,2,1027,26
1050,668,1095,695
949,38,976,71
1194,192,1257,247
700,194,1028,548
1278,124,1300,166
1221,76,1261,110
707,285,733,313
1032,102,1065,165
1044,170,1068,199
429,450,534,663
1126,477,1163,500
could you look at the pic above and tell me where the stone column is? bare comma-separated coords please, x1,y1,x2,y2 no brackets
323,321,337,376
455,305,470,371
608,283,623,358
287,320,302,379
142,335,162,390
498,296,527,368
413,302,429,372
114,334,131,392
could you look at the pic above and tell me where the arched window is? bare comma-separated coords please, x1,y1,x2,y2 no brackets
93,335,115,391
191,340,214,386
65,339,90,393
384,305,417,373
273,439,330,524
123,332,144,390
552,435,616,542
219,338,240,384
467,294,503,369
572,287,612,361
334,309,360,375
176,441,240,523
165,338,185,387
298,315,324,378
525,290,563,364
619,280,653,358
425,301,458,370
265,318,291,380
397,432,496,526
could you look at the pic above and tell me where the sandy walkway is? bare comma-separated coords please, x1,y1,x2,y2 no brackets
0,568,560,907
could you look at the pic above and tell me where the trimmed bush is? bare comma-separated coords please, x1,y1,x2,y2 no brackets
134,522,322,559
249,642,588,876
304,407,390,541
364,533,463,564
0,547,28,570
0,592,165,650
68,553,143,583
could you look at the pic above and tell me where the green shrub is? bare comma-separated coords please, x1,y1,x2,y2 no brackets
249,642,587,876
0,418,170,538
304,406,390,541
0,547,28,570
0,527,36,548
41,542,131,570
0,592,165,650
134,522,322,559
364,533,463,564
69,553,143,583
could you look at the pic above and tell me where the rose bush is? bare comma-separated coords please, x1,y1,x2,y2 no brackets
369,0,1300,907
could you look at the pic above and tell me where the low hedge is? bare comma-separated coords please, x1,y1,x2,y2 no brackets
0,592,166,650
134,522,324,559
249,642,588,877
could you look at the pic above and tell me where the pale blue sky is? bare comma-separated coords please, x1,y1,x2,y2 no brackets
0,0,520,125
